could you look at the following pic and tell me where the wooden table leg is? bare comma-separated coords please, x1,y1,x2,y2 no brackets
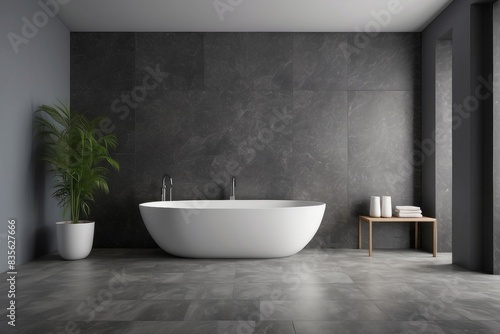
415,222,419,249
433,220,437,257
369,221,373,257
358,217,362,249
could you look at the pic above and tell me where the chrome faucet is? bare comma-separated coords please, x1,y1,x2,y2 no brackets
161,175,173,201
230,176,236,200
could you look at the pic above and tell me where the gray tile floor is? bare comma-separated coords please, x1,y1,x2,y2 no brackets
2,249,500,333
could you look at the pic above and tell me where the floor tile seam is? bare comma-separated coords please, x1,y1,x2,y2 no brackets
443,300,495,321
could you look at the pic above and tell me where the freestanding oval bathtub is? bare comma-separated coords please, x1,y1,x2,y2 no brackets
139,200,325,258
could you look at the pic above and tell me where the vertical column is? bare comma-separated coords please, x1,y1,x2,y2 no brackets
492,2,500,274
435,39,453,253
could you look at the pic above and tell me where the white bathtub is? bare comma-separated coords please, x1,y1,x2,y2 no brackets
139,200,325,258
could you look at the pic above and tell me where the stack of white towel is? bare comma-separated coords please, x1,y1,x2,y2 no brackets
394,206,422,218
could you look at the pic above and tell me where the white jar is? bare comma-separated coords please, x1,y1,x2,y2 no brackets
381,196,392,218
369,196,381,217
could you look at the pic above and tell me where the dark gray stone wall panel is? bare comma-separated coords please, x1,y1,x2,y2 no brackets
347,33,421,91
293,33,348,91
135,33,204,90
348,91,418,249
71,33,135,91
71,32,421,249
293,91,348,248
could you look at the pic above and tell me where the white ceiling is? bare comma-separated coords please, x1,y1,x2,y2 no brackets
56,0,453,32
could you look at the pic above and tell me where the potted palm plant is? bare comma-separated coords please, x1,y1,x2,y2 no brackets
36,102,119,260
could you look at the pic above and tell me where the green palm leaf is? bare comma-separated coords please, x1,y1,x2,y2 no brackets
35,102,119,223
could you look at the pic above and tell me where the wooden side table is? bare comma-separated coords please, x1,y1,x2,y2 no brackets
358,215,437,257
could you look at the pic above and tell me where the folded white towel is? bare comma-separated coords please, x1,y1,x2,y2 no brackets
395,206,421,211
395,209,422,214
395,212,423,218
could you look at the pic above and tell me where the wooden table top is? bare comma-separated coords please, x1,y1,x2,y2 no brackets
359,215,436,222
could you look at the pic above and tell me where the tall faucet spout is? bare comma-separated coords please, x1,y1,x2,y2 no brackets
230,176,236,200
162,175,173,201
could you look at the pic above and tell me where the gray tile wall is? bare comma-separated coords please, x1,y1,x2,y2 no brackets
70,32,421,249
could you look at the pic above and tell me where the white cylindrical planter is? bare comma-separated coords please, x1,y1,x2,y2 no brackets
381,196,392,217
56,221,95,260
369,196,381,217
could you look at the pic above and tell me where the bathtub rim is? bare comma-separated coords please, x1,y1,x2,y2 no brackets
139,199,326,209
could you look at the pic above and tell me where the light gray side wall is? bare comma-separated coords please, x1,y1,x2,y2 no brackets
0,0,70,273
